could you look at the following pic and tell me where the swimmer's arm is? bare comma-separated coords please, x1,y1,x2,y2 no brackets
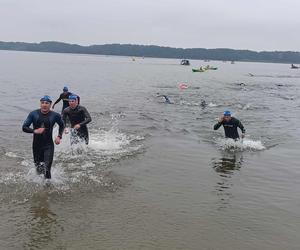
55,113,65,138
213,121,222,130
22,112,34,133
61,109,68,128
237,120,245,134
79,107,92,126
52,95,62,108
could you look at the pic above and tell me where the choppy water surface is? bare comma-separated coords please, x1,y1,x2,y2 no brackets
0,51,300,250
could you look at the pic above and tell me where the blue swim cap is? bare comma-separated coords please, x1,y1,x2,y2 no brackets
223,110,231,116
68,95,77,101
63,86,68,92
40,95,52,103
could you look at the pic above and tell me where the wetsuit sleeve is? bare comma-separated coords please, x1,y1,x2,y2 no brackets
62,109,68,127
214,121,222,130
79,107,92,126
53,94,62,105
237,120,246,134
55,113,65,138
22,112,34,133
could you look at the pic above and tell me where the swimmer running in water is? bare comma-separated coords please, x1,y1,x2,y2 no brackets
213,110,245,140
22,95,64,179
62,95,92,145
52,86,80,113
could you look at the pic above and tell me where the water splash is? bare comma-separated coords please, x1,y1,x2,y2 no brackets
5,152,19,158
1,123,144,198
215,137,265,151
208,102,218,107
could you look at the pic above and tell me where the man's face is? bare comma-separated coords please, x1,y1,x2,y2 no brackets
40,101,51,113
223,115,231,122
69,99,77,109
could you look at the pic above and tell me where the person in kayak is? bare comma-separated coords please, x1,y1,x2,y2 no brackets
52,86,80,113
62,95,92,145
213,110,245,140
22,95,64,179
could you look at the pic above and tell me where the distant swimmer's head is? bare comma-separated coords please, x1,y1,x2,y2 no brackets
200,100,207,107
40,95,52,113
223,110,232,121
68,95,78,108
63,86,68,92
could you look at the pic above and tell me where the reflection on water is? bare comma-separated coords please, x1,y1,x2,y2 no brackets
212,152,243,209
24,192,64,250
212,152,243,175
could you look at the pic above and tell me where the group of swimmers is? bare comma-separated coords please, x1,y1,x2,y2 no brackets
22,86,91,179
22,87,245,180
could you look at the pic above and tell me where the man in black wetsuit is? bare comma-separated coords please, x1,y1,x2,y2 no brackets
62,95,92,145
213,111,245,140
22,95,64,179
52,86,80,113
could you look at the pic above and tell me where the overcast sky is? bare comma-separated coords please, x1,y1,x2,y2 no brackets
1,0,300,51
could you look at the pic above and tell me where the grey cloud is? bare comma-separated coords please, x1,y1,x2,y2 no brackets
0,0,300,51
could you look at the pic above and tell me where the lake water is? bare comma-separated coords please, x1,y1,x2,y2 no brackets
0,50,300,250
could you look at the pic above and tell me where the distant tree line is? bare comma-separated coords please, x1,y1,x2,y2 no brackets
0,41,300,63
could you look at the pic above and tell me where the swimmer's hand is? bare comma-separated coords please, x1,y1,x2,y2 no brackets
54,136,61,145
34,128,45,134
74,124,81,130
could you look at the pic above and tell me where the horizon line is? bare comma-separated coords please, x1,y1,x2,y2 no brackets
1,40,299,53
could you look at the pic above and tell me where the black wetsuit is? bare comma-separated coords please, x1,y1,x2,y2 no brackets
62,105,92,145
214,117,245,140
157,94,171,104
53,92,80,112
162,95,171,104
22,110,64,179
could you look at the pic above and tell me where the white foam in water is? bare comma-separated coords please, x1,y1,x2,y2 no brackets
208,102,217,107
19,159,68,188
0,159,68,191
55,126,142,156
55,128,89,157
81,162,96,170
242,103,251,110
5,152,19,158
0,172,23,184
216,138,265,151
23,161,68,186
90,129,130,152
